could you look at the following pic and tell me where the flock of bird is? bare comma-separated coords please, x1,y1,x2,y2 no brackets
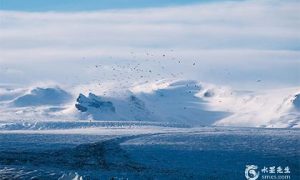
91,51,196,87
68,50,264,97
0,50,262,97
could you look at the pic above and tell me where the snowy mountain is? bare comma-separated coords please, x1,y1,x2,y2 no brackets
0,86,73,121
74,80,228,126
213,88,300,128
12,87,72,107
73,80,299,128
0,80,299,128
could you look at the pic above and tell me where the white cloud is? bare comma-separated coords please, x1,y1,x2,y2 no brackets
0,0,299,89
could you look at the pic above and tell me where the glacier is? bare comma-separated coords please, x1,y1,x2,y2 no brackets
0,126,299,179
0,80,299,179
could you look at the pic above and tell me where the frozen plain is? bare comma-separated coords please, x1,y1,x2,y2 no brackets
0,121,299,180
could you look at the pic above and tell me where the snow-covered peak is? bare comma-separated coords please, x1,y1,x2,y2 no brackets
75,93,115,114
74,80,227,125
12,87,72,107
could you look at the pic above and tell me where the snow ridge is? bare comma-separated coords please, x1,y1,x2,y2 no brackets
0,80,299,128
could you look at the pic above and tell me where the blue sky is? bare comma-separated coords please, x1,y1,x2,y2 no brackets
0,0,242,11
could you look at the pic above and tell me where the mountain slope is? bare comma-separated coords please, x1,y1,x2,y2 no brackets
12,87,72,107
75,80,228,126
212,88,300,128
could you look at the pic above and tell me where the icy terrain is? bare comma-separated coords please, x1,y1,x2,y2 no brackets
0,80,299,179
0,124,299,179
0,79,299,128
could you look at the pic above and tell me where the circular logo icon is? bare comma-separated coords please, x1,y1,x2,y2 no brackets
245,165,260,180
